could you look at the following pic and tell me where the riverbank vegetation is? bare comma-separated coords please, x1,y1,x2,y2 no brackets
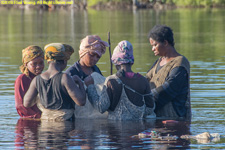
168,0,225,7
88,0,225,8
0,0,225,9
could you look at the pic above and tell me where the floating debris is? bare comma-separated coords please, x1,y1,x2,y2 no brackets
181,132,220,143
135,130,178,141
134,131,221,143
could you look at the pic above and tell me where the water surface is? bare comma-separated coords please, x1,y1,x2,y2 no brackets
0,8,225,149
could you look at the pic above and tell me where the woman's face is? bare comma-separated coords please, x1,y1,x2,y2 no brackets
81,51,101,67
26,56,44,76
149,38,166,56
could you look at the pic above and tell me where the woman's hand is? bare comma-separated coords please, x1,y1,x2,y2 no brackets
84,75,94,86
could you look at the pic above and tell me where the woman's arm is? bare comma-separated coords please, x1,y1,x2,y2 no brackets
15,75,28,108
151,66,189,108
62,74,86,106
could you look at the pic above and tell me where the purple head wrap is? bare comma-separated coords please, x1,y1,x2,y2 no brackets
111,40,134,65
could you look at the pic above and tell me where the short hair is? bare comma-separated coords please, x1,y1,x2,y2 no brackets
148,25,175,47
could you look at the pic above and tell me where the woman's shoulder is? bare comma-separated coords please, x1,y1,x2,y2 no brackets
105,74,121,85
106,74,118,80
15,74,31,88
65,61,79,74
135,73,149,84
60,72,70,79
16,74,29,82
131,73,147,80
174,55,190,72
176,55,189,62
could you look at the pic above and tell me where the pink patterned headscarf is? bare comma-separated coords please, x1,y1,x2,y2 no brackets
79,35,109,58
111,40,134,65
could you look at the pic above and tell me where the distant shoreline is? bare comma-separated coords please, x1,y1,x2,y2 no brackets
0,1,225,10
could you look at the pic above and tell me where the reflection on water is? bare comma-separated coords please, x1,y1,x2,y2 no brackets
15,118,192,149
15,119,74,149
15,119,40,149
0,8,225,149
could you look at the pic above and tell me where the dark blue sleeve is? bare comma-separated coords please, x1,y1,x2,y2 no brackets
151,66,188,108
93,65,103,76
65,65,80,76
65,62,84,80
65,61,103,80
65,66,75,76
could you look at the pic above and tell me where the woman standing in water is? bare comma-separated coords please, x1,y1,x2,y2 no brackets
146,25,191,120
65,35,108,80
23,43,86,121
65,35,109,118
14,45,44,118
85,40,155,120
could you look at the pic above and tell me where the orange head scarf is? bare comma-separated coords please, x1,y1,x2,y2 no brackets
44,43,74,62
20,45,44,76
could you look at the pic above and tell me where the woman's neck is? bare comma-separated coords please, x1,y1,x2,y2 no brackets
163,47,180,59
79,60,93,75
120,64,133,73
28,72,36,79
46,62,63,75
160,48,180,66
79,59,86,67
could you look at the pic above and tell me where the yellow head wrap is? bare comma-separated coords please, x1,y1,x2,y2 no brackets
44,43,74,62
20,45,44,76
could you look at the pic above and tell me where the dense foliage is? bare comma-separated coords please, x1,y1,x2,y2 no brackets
168,0,225,7
87,0,225,7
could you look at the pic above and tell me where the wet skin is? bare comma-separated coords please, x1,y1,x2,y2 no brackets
81,51,100,67
149,38,167,57
26,56,44,76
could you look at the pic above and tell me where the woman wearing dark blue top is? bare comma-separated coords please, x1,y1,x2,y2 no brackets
65,35,109,118
65,35,108,80
65,61,102,81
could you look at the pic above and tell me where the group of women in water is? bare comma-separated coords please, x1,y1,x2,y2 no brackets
14,25,191,121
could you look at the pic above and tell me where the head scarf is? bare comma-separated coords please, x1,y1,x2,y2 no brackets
79,35,109,58
111,40,134,65
44,43,74,62
20,45,44,76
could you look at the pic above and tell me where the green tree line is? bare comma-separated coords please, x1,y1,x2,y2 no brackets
87,0,225,7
